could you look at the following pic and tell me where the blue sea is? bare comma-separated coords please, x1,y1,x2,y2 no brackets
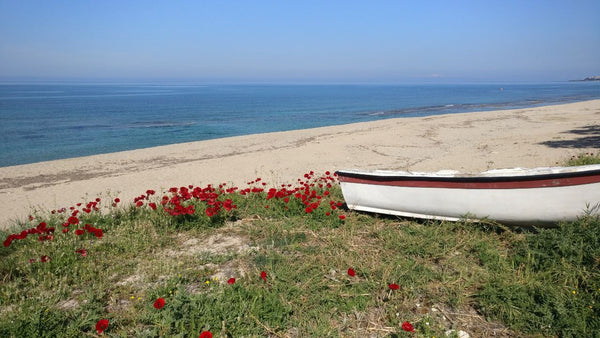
1,82,599,167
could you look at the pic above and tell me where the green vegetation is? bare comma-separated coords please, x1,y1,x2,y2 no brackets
565,152,600,166
1,171,599,337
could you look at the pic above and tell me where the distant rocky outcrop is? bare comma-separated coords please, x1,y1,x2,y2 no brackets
572,76,600,81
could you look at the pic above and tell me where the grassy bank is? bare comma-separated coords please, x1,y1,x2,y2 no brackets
1,162,600,337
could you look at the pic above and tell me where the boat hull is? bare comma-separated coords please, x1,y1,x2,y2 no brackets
336,165,600,225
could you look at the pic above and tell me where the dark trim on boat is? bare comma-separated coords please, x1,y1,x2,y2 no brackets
335,168,600,189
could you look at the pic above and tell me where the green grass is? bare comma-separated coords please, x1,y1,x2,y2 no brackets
1,170,599,337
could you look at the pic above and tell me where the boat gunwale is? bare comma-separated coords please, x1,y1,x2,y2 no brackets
335,166,600,189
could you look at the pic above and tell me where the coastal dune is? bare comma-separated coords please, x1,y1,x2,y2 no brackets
1,99,599,229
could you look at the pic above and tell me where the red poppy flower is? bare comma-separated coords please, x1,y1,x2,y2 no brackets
389,283,399,290
153,297,165,309
223,199,235,211
114,198,120,203
199,331,213,338
75,229,85,236
148,202,157,210
205,208,215,217
339,215,346,220
402,321,415,332
227,278,236,284
96,319,109,334
40,255,50,263
68,216,79,225
348,268,356,277
76,248,87,257
260,271,267,282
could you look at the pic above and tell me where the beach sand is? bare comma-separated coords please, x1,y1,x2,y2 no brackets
1,99,599,229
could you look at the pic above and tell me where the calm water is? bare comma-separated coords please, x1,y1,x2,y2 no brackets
1,82,599,167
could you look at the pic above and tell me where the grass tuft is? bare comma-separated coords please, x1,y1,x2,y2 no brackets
565,152,600,166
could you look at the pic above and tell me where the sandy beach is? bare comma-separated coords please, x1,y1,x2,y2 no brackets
1,99,599,229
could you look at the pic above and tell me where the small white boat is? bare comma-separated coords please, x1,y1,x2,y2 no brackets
336,164,600,225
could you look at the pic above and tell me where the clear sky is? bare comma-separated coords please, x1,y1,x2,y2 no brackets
1,0,599,83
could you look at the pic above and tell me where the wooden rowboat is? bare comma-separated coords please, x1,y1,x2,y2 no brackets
336,164,600,225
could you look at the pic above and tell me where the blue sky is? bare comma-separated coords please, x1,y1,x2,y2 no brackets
1,0,599,83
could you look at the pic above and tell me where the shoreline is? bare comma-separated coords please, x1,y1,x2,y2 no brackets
2,99,599,229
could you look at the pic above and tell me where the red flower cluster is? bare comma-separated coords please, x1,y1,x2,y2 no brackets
3,222,55,247
4,197,108,269
81,198,101,214
55,200,106,239
157,184,237,217
125,171,345,222
252,171,344,217
133,190,156,207
29,255,52,263
74,223,103,238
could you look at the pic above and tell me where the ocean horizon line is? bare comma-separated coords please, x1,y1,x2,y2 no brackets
0,77,588,86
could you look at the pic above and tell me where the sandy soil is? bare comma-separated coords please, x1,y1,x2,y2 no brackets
1,99,599,228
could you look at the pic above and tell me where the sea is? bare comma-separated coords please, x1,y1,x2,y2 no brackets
1,81,599,167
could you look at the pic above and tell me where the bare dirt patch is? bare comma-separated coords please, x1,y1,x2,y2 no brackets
166,222,259,258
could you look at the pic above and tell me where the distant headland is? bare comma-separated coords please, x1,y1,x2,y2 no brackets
571,76,600,82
